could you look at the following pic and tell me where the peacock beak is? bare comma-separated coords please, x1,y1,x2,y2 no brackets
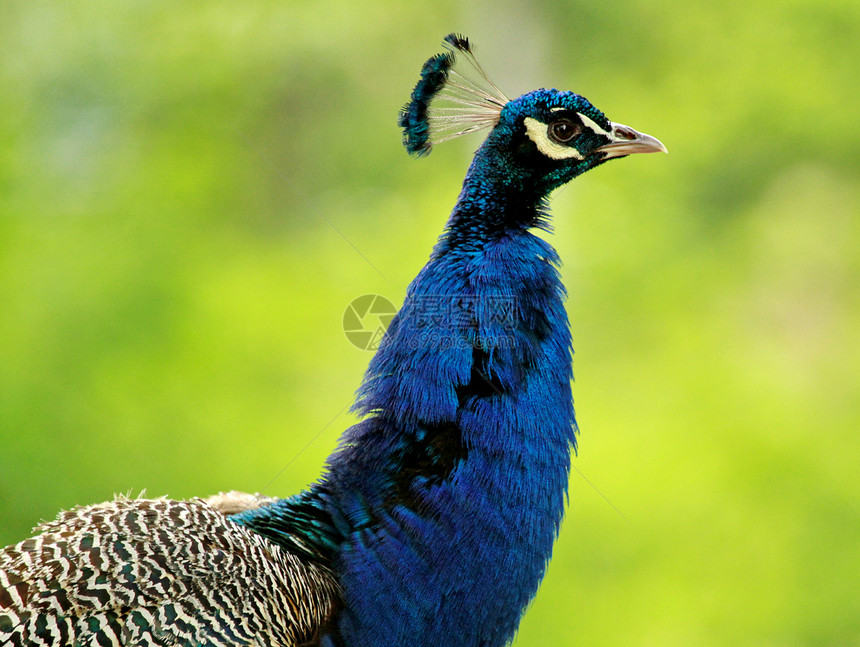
594,122,668,158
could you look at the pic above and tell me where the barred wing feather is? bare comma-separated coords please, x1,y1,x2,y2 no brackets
0,497,338,647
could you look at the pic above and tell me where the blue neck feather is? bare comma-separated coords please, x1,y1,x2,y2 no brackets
233,141,577,647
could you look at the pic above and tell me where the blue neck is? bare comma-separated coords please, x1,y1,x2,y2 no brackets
438,137,560,252
234,151,577,647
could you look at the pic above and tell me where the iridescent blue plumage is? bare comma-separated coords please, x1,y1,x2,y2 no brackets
235,35,666,647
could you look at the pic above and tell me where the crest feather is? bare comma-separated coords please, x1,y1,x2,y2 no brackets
398,33,508,156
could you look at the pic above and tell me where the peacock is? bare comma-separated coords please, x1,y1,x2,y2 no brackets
0,34,665,647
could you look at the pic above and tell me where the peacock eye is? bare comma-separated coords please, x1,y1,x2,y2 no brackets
547,118,581,144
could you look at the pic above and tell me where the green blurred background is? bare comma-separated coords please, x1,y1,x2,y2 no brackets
1,1,858,645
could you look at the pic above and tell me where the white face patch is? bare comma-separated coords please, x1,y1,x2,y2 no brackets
523,117,584,160
578,112,611,138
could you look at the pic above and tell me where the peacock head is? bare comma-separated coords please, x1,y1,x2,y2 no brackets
399,34,666,194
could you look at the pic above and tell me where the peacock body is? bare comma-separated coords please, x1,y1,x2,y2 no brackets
1,34,665,647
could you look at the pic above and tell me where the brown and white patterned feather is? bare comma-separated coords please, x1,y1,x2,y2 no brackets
0,496,339,647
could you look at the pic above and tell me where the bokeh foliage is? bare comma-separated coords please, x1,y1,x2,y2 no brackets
1,1,858,645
